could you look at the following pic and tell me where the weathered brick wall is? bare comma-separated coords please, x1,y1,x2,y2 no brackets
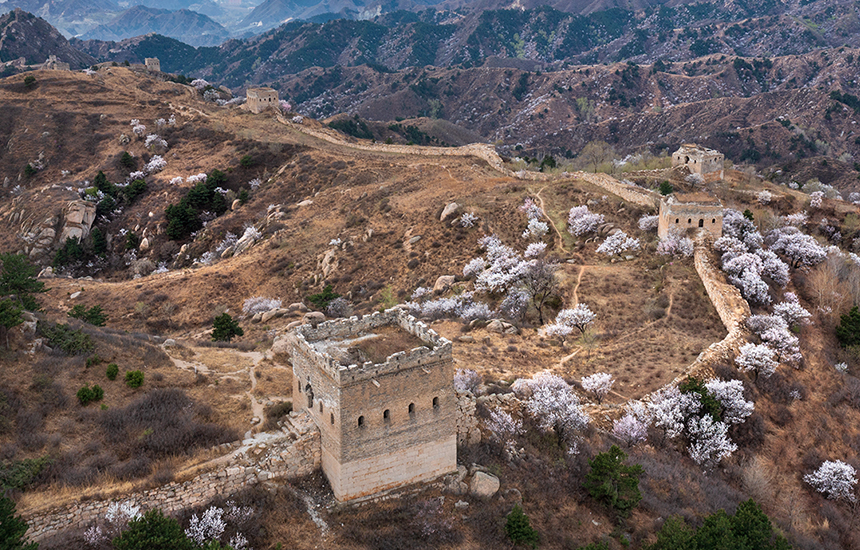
23,413,321,543
658,199,723,239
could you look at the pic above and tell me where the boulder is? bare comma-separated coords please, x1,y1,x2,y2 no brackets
59,200,97,243
132,258,155,277
433,275,456,293
470,472,500,498
163,339,177,347
251,312,263,324
487,319,518,334
232,230,258,257
320,249,338,279
286,320,302,330
440,202,460,222
139,237,150,251
232,199,241,211
289,302,309,312
302,312,325,327
296,199,313,208
37,267,54,279
408,235,422,245
261,308,287,324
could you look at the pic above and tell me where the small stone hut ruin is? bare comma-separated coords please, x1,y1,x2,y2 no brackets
284,309,457,502
672,144,724,181
144,58,160,72
246,87,279,114
658,192,723,240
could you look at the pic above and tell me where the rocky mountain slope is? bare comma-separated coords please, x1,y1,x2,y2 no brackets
0,8,95,67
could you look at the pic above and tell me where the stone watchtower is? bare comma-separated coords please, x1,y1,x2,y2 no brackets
672,144,724,182
144,58,160,72
658,192,723,240
246,87,279,114
285,309,457,502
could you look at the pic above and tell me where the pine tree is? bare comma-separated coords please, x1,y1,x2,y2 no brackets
0,253,47,311
583,445,643,516
505,504,539,549
0,494,38,550
836,306,860,347
212,313,243,342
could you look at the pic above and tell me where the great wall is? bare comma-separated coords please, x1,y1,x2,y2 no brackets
19,122,753,541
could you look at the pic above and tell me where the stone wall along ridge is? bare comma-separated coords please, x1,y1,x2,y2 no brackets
22,412,321,543
276,115,660,209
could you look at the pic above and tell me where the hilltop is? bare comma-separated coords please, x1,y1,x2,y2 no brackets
3,66,860,550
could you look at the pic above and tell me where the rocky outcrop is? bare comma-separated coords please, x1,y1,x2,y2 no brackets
59,200,97,244
455,390,481,446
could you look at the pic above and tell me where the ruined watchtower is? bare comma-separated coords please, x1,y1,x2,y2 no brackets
246,87,279,114
285,309,457,502
658,192,723,240
42,55,69,71
144,58,161,72
672,144,724,182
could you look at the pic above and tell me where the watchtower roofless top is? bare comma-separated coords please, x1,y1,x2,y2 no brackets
246,87,279,114
672,144,724,181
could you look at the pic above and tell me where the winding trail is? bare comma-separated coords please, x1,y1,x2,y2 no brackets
571,265,586,306
534,186,569,254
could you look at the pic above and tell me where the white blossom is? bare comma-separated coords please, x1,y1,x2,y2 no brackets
524,371,589,453
658,232,694,257
458,212,478,228
242,297,281,315
191,78,210,90
804,460,857,502
757,190,772,204
485,409,522,443
687,415,737,468
524,242,547,258
782,211,808,226
185,506,226,545
597,231,640,257
835,362,849,373
187,173,207,184
735,343,778,379
581,372,614,404
555,303,596,334
145,155,166,174
612,404,649,446
809,191,824,209
523,218,549,239
567,205,605,236
773,293,811,326
454,369,481,394
705,378,754,425
170,176,184,185
768,228,827,268
638,214,659,231
248,178,262,190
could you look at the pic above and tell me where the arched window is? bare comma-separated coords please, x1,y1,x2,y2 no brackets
433,397,439,409
383,409,390,423
319,402,323,413
675,218,679,224
698,219,704,228
358,416,364,427
712,218,716,224
408,403,415,415
687,218,692,224
330,413,334,425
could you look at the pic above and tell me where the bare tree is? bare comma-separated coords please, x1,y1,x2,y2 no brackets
578,140,615,173
520,260,559,325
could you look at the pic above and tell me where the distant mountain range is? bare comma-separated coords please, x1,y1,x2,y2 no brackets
80,5,229,46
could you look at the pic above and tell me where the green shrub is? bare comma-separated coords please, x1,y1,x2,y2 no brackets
306,284,340,310
77,384,104,405
37,321,95,355
86,354,102,368
0,253,47,311
23,164,37,177
93,171,115,195
836,305,860,347
53,237,85,268
212,313,243,342
126,232,140,251
106,363,119,380
125,370,144,388
91,227,108,256
238,188,249,205
505,504,539,548
659,181,673,195
584,445,643,517
69,304,108,327
165,170,229,240
0,494,38,550
113,508,195,550
0,299,23,349
0,456,52,492
328,115,373,139
23,75,36,88
123,179,148,204
119,151,137,171
239,154,255,168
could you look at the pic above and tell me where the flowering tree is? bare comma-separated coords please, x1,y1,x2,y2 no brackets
485,409,522,456
597,231,640,257
773,293,811,326
454,369,481,394
657,232,694,257
242,296,281,315
638,214,658,231
612,403,649,446
554,303,595,335
144,156,166,174
767,227,827,268
804,460,858,502
524,371,590,453
466,235,530,294
647,386,692,443
686,415,737,469
567,205,605,236
523,218,549,240
757,190,772,204
525,242,547,258
704,379,754,425
735,343,778,380
809,191,824,209
581,372,615,404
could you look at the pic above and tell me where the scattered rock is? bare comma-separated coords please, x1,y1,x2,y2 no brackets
261,308,288,324
320,249,339,279
251,312,263,324
289,302,310,312
486,319,518,334
440,202,460,222
470,472,500,498
20,311,37,323
297,199,313,207
501,488,523,505
302,312,325,327
37,267,54,278
363,228,374,242
163,339,177,347
458,335,475,343
286,320,302,330
408,235,422,245
455,500,469,509
433,275,456,293
69,291,81,300
139,237,150,252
